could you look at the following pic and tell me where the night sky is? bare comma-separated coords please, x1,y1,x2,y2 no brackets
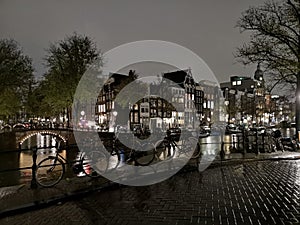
0,0,265,83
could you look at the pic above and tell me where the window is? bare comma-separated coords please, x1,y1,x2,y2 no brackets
237,80,242,85
141,107,149,113
232,81,237,86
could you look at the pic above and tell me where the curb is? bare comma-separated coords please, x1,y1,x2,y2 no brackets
0,180,120,219
1,152,299,218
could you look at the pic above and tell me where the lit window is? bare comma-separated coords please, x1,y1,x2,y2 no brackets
232,81,237,86
237,80,242,85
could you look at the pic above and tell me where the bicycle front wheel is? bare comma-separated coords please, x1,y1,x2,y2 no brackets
36,157,65,187
182,137,200,159
82,151,108,177
134,143,155,166
154,139,175,161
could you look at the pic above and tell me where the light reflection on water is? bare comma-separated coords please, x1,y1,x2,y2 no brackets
280,128,296,137
0,133,75,187
0,128,297,187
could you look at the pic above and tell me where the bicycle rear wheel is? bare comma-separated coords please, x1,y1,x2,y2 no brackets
182,137,200,159
154,139,175,161
36,157,65,187
82,151,107,177
134,143,155,166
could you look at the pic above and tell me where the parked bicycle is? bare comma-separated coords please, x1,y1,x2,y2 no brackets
154,129,201,160
35,141,104,187
104,131,156,168
267,129,298,152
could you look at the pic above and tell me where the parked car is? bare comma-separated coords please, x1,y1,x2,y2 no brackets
248,126,266,135
198,125,211,137
167,127,181,141
225,124,242,134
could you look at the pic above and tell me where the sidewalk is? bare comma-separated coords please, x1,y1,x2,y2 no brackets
1,150,300,219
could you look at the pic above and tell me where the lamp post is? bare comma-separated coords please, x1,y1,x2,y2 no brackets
112,110,118,132
224,100,229,124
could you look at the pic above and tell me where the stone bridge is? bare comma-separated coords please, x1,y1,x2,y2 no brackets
15,129,74,148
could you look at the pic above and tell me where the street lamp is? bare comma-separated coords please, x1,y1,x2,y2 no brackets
111,110,118,132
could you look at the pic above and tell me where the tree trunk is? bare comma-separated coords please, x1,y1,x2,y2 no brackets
66,107,71,129
296,71,300,140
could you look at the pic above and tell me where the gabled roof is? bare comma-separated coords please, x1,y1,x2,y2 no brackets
163,70,187,84
107,73,129,86
162,69,191,89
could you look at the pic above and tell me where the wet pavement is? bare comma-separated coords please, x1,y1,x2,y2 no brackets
1,151,300,224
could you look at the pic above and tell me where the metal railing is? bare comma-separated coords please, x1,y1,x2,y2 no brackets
0,130,278,189
0,143,78,189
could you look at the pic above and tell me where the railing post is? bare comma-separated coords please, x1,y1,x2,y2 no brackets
255,130,259,154
31,147,38,189
220,142,225,160
262,132,265,152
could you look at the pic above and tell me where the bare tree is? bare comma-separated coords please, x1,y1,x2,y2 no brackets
235,0,300,132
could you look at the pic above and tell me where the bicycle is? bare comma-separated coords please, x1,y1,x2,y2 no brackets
266,129,298,152
35,141,104,187
154,130,201,160
104,131,156,168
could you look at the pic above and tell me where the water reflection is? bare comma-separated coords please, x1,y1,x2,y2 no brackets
18,148,68,184
22,133,57,150
280,128,296,137
0,133,75,187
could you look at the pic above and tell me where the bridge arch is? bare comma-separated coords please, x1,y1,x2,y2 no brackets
12,123,26,129
18,130,68,146
1,124,12,130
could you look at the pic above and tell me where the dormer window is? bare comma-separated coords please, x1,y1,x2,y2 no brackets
232,80,241,86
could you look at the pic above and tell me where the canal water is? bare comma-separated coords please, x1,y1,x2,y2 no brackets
0,131,78,187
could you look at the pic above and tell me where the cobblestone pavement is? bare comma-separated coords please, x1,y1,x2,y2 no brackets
2,159,300,225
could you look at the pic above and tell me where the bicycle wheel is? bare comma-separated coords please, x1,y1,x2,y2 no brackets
82,151,108,178
154,139,175,161
182,137,200,159
105,148,120,170
134,142,156,166
35,157,65,187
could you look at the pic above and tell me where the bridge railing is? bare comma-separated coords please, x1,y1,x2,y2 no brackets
0,143,78,189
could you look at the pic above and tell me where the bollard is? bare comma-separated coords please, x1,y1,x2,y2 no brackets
255,130,259,154
120,149,125,166
31,147,38,189
262,132,265,152
220,142,225,160
242,128,246,155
